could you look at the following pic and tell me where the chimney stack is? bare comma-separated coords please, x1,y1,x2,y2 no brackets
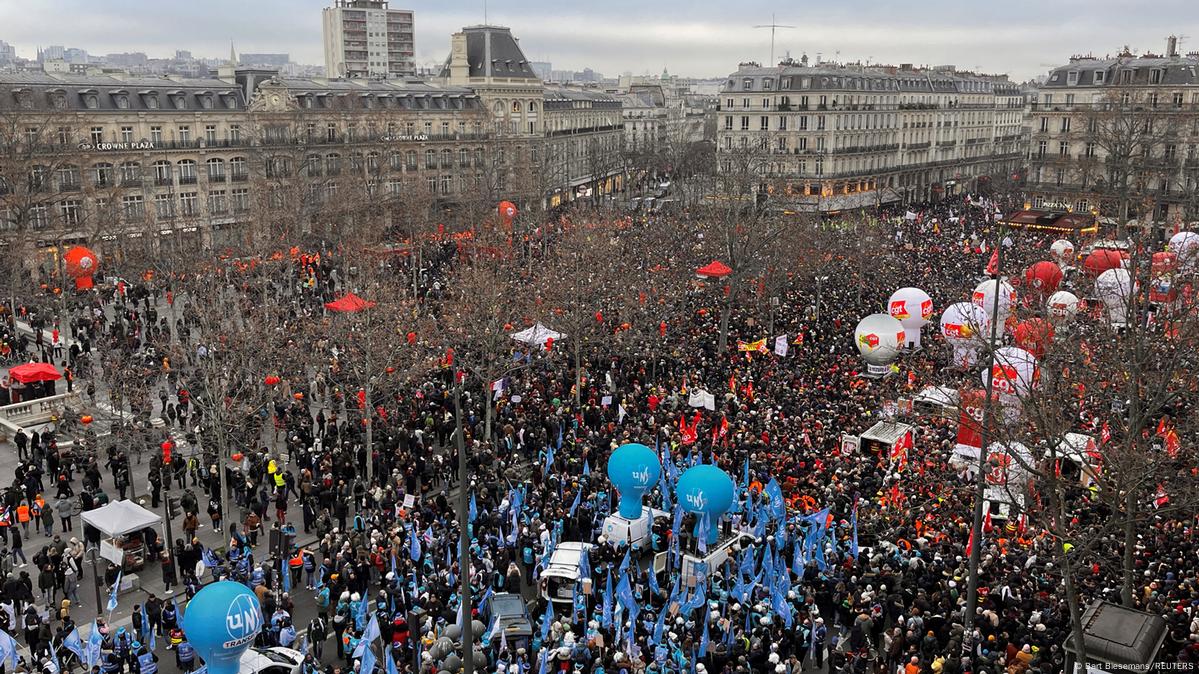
1167,35,1179,58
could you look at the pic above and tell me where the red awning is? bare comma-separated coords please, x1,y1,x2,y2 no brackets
696,260,732,278
324,293,376,313
7,362,62,384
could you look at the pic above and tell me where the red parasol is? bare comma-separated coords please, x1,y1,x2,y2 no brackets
696,260,733,278
324,293,376,313
7,362,63,384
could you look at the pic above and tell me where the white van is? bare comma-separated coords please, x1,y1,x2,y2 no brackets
540,541,594,607
601,506,669,551
653,530,757,588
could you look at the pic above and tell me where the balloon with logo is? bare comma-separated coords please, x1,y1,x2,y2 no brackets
1083,249,1124,277
1013,318,1054,358
983,346,1039,399
497,200,518,228
1150,252,1178,305
1023,261,1063,305
64,246,100,291
182,581,263,674
971,278,1017,328
1046,290,1080,321
675,465,735,544
853,314,905,366
606,443,661,519
1096,268,1136,326
1050,239,1075,266
940,302,989,367
1169,231,1199,271
887,287,933,348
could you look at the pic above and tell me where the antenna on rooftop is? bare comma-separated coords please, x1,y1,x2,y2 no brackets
753,14,795,67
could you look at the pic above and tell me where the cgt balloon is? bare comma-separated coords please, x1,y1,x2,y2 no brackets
607,443,661,519
181,581,263,674
940,302,989,368
675,465,735,544
971,279,1017,327
1096,268,1136,326
1046,290,1080,320
888,287,933,347
854,314,905,366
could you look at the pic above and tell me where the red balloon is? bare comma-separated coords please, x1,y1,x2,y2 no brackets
498,200,518,225
264,375,281,386
406,331,417,344
1152,252,1178,276
1014,319,1055,358
659,321,667,337
1083,249,1125,277
1024,261,1063,299
595,311,604,323
64,246,99,290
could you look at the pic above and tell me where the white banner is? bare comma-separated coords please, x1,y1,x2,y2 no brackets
773,335,789,357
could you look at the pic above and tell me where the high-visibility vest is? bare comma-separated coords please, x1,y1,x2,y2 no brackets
137,652,158,674
16,505,30,523
289,552,304,568
273,473,285,487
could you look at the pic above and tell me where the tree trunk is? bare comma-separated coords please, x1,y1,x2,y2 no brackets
1050,482,1091,674
717,289,733,353
1121,486,1136,606
453,382,474,674
364,389,373,484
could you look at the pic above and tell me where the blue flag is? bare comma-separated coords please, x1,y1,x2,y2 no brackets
356,594,369,630
582,460,590,476
359,642,377,674
615,573,638,615
568,489,583,518
652,608,667,643
85,621,103,669
201,546,219,569
850,505,860,559
385,645,399,674
618,548,631,574
764,478,786,521
354,613,380,657
578,547,591,582
556,424,563,450
0,629,17,670
699,615,710,656
537,650,549,674
282,556,291,593
478,584,494,610
107,570,123,613
408,527,421,561
64,628,85,662
540,599,554,643
469,492,478,523
602,570,614,628
543,445,555,476
647,565,661,597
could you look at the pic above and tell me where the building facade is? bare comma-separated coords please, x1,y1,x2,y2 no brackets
1026,39,1199,225
0,69,489,255
322,0,415,79
717,60,1025,210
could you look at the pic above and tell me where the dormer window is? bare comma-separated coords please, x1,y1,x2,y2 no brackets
763,78,773,90
84,95,99,109
171,95,187,110
143,92,159,109
200,95,213,109
1094,71,1105,85
114,94,129,109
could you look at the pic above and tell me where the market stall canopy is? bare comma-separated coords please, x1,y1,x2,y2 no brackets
7,362,63,384
81,499,162,537
325,292,376,313
510,323,563,347
696,260,732,278
999,210,1099,235
860,421,915,447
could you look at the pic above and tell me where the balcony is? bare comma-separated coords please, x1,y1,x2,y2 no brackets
179,175,198,185
208,173,227,183
155,177,173,187
905,142,931,150
58,182,81,193
230,173,249,182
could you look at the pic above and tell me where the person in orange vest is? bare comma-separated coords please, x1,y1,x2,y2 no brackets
0,505,11,547
288,547,305,590
16,500,31,536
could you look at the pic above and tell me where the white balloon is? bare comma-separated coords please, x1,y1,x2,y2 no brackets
972,279,1017,327
1050,239,1075,264
854,313,905,366
888,287,933,347
1096,268,1136,325
940,302,989,367
1046,290,1080,320
983,346,1039,398
1169,231,1199,271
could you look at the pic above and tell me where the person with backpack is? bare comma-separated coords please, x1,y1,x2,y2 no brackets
175,636,196,672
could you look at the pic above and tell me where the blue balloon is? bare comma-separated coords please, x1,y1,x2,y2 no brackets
675,465,735,544
181,581,263,674
606,443,662,519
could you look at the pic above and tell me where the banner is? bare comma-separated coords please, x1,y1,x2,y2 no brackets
737,338,768,353
840,433,860,454
773,335,789,357
957,388,987,449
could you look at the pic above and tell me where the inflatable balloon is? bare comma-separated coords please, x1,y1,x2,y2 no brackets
1050,239,1075,265
1083,249,1124,277
984,346,1039,398
971,279,1017,327
1023,261,1063,302
181,581,263,674
675,465,735,544
1096,268,1136,325
1013,319,1054,358
498,200,518,226
940,302,990,367
1046,291,1080,320
606,443,662,519
64,246,99,290
1169,231,1199,271
1150,252,1178,304
887,287,933,347
853,314,905,366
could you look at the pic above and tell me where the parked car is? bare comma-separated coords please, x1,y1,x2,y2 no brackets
240,646,304,674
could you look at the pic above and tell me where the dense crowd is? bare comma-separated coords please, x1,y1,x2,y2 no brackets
1,193,1197,674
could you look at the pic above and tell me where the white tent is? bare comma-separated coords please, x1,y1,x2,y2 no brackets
81,499,162,537
510,323,564,347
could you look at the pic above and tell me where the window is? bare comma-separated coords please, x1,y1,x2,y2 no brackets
742,98,750,109
57,166,80,191
1037,140,1047,158
206,158,225,181
742,78,753,90
231,188,250,212
59,199,81,225
1067,71,1078,85
230,157,248,180
229,124,241,143
1055,168,1064,186
1058,141,1069,157
180,192,198,217
120,162,141,185
29,206,48,229
205,125,217,144
1076,199,1088,213
778,116,787,131
424,149,436,169
177,126,191,143
150,126,163,143
153,160,172,185
1085,142,1096,158
763,79,773,90
178,160,197,184
121,126,133,143
387,179,402,197
797,137,807,151
1060,118,1071,132
326,123,338,142
427,176,437,193
325,154,341,176
405,151,417,170
760,116,769,130
798,116,808,130
1094,71,1104,85
440,175,451,194
154,193,174,218
208,190,227,214
1039,117,1048,132
1150,69,1163,84
817,116,826,130
93,163,114,187
90,127,104,144
1173,92,1184,108
763,99,771,109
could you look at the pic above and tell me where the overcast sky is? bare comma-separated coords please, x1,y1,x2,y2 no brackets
2,0,1197,80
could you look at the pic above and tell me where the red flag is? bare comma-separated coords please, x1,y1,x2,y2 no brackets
965,525,976,557
986,249,999,276
1154,484,1170,508
983,510,993,534
719,414,730,439
1165,429,1180,458
1100,422,1111,446
1156,417,1169,437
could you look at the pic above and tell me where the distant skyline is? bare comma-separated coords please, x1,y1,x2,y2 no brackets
2,0,1197,80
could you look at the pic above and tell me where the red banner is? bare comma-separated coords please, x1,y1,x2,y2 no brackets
957,389,988,449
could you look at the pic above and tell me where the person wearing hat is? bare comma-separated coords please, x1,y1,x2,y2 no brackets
175,633,196,672
133,640,158,674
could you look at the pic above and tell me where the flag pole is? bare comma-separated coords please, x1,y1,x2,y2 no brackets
962,227,1005,658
